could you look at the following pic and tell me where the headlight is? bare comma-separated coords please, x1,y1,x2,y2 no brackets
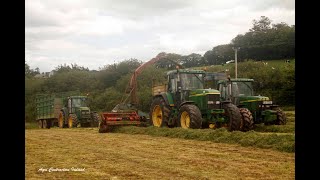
262,101,273,105
208,101,220,104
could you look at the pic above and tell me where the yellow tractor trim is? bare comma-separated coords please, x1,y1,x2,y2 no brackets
68,116,73,128
209,124,215,129
180,111,190,129
152,105,162,127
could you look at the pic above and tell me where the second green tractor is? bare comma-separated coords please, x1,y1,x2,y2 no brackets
149,69,248,131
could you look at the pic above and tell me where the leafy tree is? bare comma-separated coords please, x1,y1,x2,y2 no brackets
250,16,272,32
25,62,40,77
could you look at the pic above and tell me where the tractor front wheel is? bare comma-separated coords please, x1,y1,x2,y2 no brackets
68,114,79,128
275,108,287,125
178,104,202,129
239,108,254,132
150,97,170,127
223,103,241,131
91,112,101,127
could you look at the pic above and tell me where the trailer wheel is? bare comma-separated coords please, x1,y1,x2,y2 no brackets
38,120,43,128
178,104,202,129
223,103,241,131
239,108,254,132
275,108,287,125
150,97,170,127
68,114,79,128
42,120,47,129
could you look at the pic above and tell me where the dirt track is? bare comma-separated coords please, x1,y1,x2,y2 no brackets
26,128,294,179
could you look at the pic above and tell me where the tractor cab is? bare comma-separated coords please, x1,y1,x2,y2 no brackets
68,96,91,119
218,78,255,105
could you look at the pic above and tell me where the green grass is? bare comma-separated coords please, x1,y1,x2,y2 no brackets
201,59,295,72
254,123,295,133
111,126,295,153
26,129,295,179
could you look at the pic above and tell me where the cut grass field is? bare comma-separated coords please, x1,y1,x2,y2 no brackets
26,111,295,179
26,128,294,179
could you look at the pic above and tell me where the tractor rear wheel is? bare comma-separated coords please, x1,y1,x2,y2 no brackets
178,104,202,129
150,97,170,127
91,112,101,127
275,108,287,125
68,114,79,128
38,120,43,128
58,111,65,128
223,103,241,131
239,108,254,132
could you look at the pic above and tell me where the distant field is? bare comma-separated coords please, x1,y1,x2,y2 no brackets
26,128,294,179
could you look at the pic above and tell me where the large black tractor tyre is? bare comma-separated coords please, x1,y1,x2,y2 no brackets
68,114,80,128
239,108,254,132
178,104,202,129
223,103,242,131
275,108,287,125
58,111,67,128
149,97,171,128
90,112,101,127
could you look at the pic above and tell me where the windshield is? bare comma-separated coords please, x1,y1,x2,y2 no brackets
72,98,87,107
180,73,204,90
232,81,253,96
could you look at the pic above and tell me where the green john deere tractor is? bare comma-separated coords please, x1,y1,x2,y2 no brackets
150,69,242,131
58,96,100,128
217,78,287,128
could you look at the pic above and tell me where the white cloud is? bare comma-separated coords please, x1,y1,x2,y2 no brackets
25,0,295,73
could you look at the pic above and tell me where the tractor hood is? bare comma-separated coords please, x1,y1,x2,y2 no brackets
238,95,270,103
189,89,220,96
78,107,90,111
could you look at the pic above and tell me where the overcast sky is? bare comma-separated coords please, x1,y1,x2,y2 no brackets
25,0,295,73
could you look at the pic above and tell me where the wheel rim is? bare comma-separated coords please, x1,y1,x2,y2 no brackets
152,105,162,127
68,116,73,128
180,111,190,129
59,113,64,128
43,120,47,128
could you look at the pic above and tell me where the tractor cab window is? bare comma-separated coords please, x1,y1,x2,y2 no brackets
232,81,253,96
168,74,177,93
231,82,239,97
170,78,176,93
72,98,87,107
219,84,227,99
180,73,204,90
